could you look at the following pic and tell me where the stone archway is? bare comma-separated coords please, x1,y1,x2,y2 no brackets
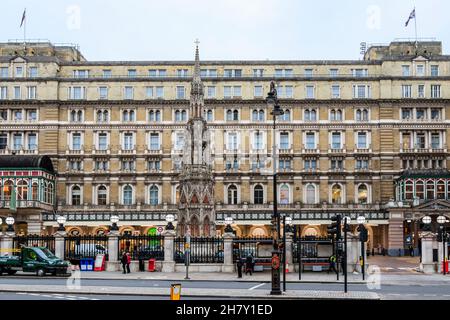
301,225,321,237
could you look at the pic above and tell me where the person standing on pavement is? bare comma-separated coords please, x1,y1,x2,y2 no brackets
126,251,131,274
245,254,254,276
237,256,243,278
328,254,337,275
120,251,128,274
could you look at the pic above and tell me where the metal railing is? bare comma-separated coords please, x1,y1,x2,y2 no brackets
174,237,224,264
292,237,333,263
13,235,55,256
232,237,273,263
64,235,109,260
118,235,164,261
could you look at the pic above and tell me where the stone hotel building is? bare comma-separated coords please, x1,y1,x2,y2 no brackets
1,39,450,255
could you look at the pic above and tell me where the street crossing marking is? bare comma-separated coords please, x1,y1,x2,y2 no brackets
248,283,265,291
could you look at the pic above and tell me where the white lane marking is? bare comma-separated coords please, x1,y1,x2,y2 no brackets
248,283,265,291
424,294,437,297
16,293,27,295
66,295,77,298
29,293,41,296
40,295,53,298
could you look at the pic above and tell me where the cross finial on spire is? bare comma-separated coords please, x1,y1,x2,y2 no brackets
195,38,200,47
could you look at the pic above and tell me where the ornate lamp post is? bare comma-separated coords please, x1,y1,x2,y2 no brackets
6,216,15,233
165,214,175,231
57,216,67,232
266,81,284,295
357,216,367,280
110,215,119,232
224,215,234,233
282,215,292,292
437,215,448,275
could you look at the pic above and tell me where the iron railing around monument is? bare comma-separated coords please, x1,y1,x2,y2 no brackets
174,237,224,264
118,235,164,261
292,237,333,263
64,235,109,261
232,237,273,263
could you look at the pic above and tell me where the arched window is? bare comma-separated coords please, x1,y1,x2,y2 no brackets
282,109,291,121
203,216,211,236
97,185,107,205
123,185,133,205
331,184,342,204
233,110,239,121
97,110,103,122
70,110,77,122
149,185,159,205
280,184,290,204
32,182,38,201
356,109,362,121
3,180,13,200
71,185,81,205
304,109,310,121
254,185,264,204
129,110,135,121
123,110,129,122
330,109,336,121
175,110,181,122
405,180,414,200
206,110,213,121
258,110,265,121
357,184,368,204
103,110,109,122
311,109,317,121
437,181,445,199
181,110,187,121
362,109,368,121
77,110,83,122
426,181,435,200
306,184,316,204
416,180,425,200
17,180,28,201
336,109,342,120
228,185,238,204
252,110,258,121
226,110,233,121
190,216,200,237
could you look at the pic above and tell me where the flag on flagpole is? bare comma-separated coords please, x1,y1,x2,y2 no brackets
20,8,26,28
405,8,416,27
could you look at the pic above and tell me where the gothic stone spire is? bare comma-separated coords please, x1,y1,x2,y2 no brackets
190,39,204,119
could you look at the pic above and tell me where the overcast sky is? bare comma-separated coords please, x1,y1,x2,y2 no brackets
2,0,450,61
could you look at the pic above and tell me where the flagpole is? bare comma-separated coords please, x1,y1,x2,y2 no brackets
24,9,26,48
414,6,418,48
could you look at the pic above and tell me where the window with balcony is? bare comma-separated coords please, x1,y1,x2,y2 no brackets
357,132,368,149
122,185,133,205
280,132,289,150
27,133,37,150
149,133,160,150
123,133,134,150
149,185,159,205
98,133,108,150
227,185,238,204
97,186,107,205
331,132,342,149
305,132,316,149
71,186,81,205
227,132,238,150
305,184,317,204
176,86,185,99
71,133,81,150
253,185,264,205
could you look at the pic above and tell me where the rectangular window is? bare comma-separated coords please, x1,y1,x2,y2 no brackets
103,70,112,78
279,159,291,170
73,70,89,78
431,108,441,120
356,159,369,170
306,86,315,99
15,66,23,77
254,86,263,97
0,87,7,99
124,86,134,99
331,132,342,149
0,133,7,149
431,85,441,98
146,87,154,98
353,85,371,99
14,86,21,99
305,133,316,149
285,69,293,77
331,85,340,99
253,69,264,77
253,132,263,150
304,69,313,77
233,86,242,97
99,87,108,100
13,134,22,150
357,132,367,149
123,133,134,150
72,133,81,150
431,133,441,149
431,65,439,77
69,87,86,100
148,160,161,171
27,109,37,121
13,110,22,121
207,86,216,98
156,86,164,99
331,159,343,170
227,133,238,150
28,133,37,150
224,86,232,98
285,86,293,98
27,86,36,99
98,133,108,150
175,133,185,150
416,65,425,76
402,65,410,76
416,108,426,120
280,133,289,149
149,133,160,150
402,85,412,98
128,69,137,77
0,110,8,121
416,133,426,149
177,69,189,77
29,67,38,78
402,108,412,120
329,69,339,77
418,85,425,98
176,86,185,99
352,69,368,77
305,159,317,170
0,67,8,78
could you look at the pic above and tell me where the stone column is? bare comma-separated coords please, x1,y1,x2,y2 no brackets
437,240,449,274
54,230,67,260
420,232,437,274
0,232,15,257
222,232,235,273
105,230,120,272
162,229,176,273
285,231,294,272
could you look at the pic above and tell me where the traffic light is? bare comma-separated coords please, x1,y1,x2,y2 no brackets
327,215,342,240
357,225,368,242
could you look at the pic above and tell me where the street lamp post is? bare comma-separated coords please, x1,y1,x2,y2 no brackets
6,216,15,233
437,216,447,275
165,214,175,231
266,81,284,296
57,216,67,232
225,215,234,234
110,215,120,232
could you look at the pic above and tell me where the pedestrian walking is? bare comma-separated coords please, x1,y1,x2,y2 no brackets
328,254,337,275
126,251,131,274
237,257,243,278
120,251,128,274
245,254,254,276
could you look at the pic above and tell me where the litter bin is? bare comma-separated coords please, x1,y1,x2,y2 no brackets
80,258,88,271
148,258,156,272
84,258,95,272
443,261,449,273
